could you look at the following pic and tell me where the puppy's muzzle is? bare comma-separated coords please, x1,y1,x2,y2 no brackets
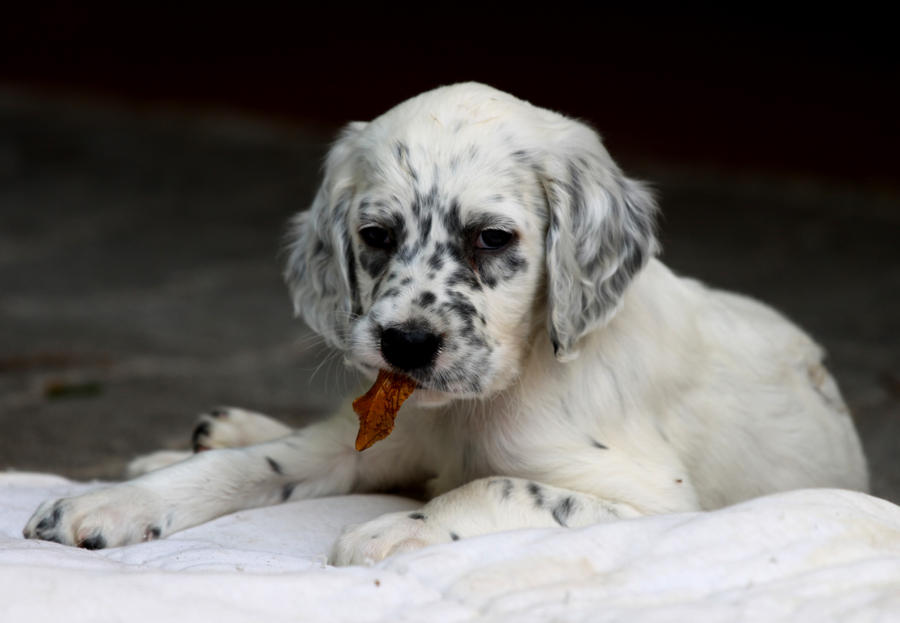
380,325,442,371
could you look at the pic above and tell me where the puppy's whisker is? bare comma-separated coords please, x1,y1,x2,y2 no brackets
307,348,344,385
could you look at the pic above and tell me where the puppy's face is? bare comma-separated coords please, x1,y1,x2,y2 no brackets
286,83,658,407
345,146,548,405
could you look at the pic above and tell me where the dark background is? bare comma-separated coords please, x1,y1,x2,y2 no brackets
1,6,898,501
3,7,898,185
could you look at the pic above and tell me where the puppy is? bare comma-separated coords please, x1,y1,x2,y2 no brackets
24,83,868,564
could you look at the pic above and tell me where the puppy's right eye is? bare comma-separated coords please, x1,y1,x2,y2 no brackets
359,226,394,250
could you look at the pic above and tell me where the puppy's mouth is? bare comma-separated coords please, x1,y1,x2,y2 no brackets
355,362,481,403
357,362,437,393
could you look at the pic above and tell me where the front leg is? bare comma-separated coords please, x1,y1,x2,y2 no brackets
23,403,423,549
330,476,645,565
125,406,296,478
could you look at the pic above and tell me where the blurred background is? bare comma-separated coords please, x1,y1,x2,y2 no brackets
1,6,898,502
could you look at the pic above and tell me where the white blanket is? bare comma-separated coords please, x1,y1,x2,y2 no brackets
1,473,899,622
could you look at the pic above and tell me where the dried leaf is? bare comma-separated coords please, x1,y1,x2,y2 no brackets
352,370,416,451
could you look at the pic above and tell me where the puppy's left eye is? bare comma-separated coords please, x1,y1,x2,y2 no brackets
360,226,395,250
475,229,514,250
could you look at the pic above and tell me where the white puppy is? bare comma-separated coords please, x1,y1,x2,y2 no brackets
24,83,868,564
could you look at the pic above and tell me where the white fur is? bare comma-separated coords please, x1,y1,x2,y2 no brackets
24,83,867,565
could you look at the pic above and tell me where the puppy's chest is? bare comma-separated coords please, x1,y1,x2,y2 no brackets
425,399,588,489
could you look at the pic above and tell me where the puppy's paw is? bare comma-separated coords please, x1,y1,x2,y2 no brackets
330,510,458,566
192,406,292,451
23,485,167,549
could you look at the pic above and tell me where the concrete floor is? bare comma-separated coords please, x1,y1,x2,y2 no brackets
1,90,898,503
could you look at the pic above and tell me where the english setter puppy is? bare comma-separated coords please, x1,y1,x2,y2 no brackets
24,83,868,564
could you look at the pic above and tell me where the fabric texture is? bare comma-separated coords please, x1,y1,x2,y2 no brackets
1,473,899,622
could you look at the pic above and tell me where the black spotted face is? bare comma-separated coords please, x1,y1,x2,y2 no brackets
288,83,658,396
345,139,547,405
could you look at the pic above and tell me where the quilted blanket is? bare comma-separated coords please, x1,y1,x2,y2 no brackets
1,472,898,622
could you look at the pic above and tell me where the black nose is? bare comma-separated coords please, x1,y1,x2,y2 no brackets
380,326,442,371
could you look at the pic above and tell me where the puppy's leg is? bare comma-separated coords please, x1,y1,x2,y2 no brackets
330,477,647,566
24,404,417,549
126,407,295,477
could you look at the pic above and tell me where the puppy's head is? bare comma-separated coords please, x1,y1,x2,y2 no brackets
285,83,657,405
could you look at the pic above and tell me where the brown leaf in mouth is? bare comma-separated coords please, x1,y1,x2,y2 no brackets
352,369,417,451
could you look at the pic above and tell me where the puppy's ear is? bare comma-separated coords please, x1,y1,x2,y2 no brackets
540,117,658,361
283,122,367,350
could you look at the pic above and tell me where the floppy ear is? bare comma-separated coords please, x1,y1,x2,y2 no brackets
283,122,367,350
540,118,659,362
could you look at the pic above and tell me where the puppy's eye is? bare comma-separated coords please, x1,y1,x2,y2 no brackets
475,229,513,250
360,226,394,250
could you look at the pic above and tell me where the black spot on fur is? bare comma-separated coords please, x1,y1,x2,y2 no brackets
394,141,418,182
552,497,576,526
418,213,433,246
191,422,211,452
266,457,283,475
390,211,408,244
527,482,545,508
34,502,63,535
408,512,426,521
591,439,609,450
445,292,479,338
79,534,107,550
442,199,464,240
416,291,436,308
446,268,481,291
479,248,528,289
447,242,470,270
502,252,527,275
343,235,360,313
411,185,439,221
359,248,390,279
396,244,416,264
511,149,530,163
490,478,514,500
450,532,460,541
428,250,445,272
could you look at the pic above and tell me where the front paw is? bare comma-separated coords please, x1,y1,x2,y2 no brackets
23,485,167,549
330,510,457,566
191,406,291,451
